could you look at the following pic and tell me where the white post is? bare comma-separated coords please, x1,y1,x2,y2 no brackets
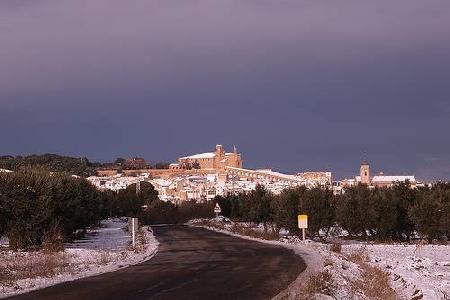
302,228,306,242
132,218,136,247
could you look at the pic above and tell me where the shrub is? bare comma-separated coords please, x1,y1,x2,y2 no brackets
0,167,111,250
330,242,342,253
298,270,335,299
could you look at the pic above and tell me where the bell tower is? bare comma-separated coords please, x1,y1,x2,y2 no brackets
360,161,370,185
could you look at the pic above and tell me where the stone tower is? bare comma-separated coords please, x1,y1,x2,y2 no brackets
360,161,370,185
215,145,224,158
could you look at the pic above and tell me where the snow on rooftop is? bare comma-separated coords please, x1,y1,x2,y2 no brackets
0,168,13,173
372,175,416,182
180,152,216,159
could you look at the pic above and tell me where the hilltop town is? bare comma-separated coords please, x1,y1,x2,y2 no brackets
86,144,422,203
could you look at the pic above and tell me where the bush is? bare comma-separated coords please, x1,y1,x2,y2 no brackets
0,167,112,250
109,181,158,217
0,154,97,177
298,270,335,299
409,182,450,241
214,185,336,238
138,200,214,225
330,242,342,253
212,181,450,243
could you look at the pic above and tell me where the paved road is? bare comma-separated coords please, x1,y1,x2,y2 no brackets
8,225,305,300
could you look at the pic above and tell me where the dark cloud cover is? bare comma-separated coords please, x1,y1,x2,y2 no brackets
1,0,450,180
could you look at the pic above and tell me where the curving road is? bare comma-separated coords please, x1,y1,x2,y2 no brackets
8,225,305,300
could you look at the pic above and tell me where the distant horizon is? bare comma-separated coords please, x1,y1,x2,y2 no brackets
1,149,446,183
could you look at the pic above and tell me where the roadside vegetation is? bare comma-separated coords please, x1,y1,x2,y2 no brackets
0,167,212,251
0,167,110,250
2,165,448,251
214,183,450,243
1,166,448,299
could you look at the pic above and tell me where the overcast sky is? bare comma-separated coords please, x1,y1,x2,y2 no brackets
1,0,450,180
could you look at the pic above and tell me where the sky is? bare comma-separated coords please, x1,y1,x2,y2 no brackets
1,0,450,180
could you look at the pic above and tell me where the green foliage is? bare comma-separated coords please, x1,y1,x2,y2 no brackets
271,188,302,235
139,200,179,224
109,182,159,217
151,162,170,169
0,168,110,250
114,157,125,166
336,185,375,236
138,200,214,225
0,154,97,177
410,183,450,241
215,182,450,242
298,187,335,237
241,185,273,226
335,182,450,242
216,194,242,219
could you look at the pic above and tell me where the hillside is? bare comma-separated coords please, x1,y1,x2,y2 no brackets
0,154,98,177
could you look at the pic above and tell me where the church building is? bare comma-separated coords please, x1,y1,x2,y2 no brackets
170,145,243,171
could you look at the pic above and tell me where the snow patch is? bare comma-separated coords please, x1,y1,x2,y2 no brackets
0,218,159,299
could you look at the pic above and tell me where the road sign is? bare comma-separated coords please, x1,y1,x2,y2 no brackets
214,203,222,214
298,214,308,242
298,214,308,229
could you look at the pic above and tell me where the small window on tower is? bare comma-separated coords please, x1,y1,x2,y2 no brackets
365,171,367,176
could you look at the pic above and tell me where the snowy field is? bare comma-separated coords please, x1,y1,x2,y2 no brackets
0,218,159,299
343,243,450,299
190,218,450,300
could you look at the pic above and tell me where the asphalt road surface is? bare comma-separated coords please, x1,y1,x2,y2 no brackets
8,225,306,300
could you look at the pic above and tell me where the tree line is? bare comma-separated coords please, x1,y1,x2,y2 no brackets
214,183,450,242
0,154,98,177
2,166,448,250
0,167,211,250
0,168,110,250
0,154,173,178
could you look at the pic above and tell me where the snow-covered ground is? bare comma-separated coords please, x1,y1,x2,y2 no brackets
342,243,450,299
65,218,132,250
190,218,450,300
0,218,159,299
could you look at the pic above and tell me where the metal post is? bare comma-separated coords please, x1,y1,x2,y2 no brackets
302,228,306,241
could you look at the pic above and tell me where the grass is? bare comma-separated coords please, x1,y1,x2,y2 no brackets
99,251,110,265
0,251,71,285
229,223,279,240
330,242,342,253
347,248,397,300
195,219,279,240
127,228,148,253
296,270,335,300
